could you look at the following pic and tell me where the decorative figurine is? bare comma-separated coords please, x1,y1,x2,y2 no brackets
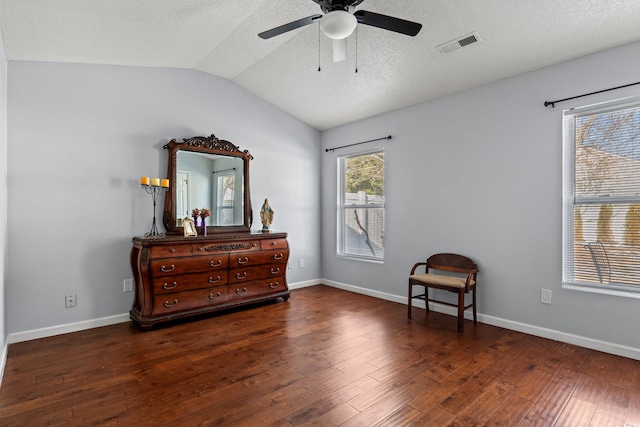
260,198,274,232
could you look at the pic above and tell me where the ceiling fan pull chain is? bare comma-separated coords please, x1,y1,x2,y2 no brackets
318,22,322,72
355,26,358,73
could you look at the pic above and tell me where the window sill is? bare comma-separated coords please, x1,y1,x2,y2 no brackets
563,281,640,299
337,254,384,264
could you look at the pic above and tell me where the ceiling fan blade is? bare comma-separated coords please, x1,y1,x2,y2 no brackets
353,10,422,36
332,38,347,62
258,14,322,39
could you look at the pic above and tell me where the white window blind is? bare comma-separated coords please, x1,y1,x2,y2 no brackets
563,96,640,293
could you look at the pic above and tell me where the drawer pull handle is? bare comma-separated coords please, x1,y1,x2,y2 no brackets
169,248,176,253
163,281,178,290
209,292,221,300
197,247,204,251
273,253,284,260
236,287,247,295
208,276,221,284
270,267,281,275
236,272,248,280
164,299,178,308
271,242,277,246
160,265,175,273
237,256,249,265
210,259,222,267
269,282,280,289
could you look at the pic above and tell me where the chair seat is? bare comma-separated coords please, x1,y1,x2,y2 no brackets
410,273,475,289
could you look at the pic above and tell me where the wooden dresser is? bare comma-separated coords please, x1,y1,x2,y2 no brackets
130,231,290,328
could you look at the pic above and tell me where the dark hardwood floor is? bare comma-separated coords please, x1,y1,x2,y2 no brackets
1,285,639,426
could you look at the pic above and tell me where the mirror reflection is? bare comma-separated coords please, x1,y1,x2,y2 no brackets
175,151,245,227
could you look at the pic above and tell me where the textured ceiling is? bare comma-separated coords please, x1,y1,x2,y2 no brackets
1,0,640,130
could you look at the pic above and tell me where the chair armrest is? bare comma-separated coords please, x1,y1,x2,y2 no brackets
410,262,428,275
465,268,479,286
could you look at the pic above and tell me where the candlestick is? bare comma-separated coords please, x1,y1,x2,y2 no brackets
161,178,170,188
141,183,168,237
140,176,150,186
151,177,160,187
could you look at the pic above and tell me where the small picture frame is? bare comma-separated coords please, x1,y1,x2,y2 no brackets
182,217,198,237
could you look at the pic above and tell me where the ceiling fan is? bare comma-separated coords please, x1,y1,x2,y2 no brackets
258,0,422,62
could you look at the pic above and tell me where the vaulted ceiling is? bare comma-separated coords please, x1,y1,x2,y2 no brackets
1,0,640,130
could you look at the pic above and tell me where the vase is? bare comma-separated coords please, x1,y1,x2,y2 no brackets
200,217,207,236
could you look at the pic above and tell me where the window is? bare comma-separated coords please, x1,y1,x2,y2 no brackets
337,149,385,261
563,96,640,295
216,173,235,225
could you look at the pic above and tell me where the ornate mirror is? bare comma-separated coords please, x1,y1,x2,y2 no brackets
162,134,253,234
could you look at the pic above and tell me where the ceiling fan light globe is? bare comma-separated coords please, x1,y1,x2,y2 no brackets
320,11,357,40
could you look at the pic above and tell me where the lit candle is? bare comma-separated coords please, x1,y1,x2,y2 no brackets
161,178,170,188
151,178,160,187
140,176,150,186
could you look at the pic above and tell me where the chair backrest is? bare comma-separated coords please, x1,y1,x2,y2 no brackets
426,253,477,274
585,241,611,284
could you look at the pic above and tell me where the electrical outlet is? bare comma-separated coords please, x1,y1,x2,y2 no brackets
540,289,552,304
65,293,76,308
288,261,292,269
124,278,133,293
299,259,304,268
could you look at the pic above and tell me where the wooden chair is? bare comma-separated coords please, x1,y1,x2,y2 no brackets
408,253,478,332
585,240,611,284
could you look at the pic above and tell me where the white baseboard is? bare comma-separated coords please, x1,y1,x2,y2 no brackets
6,279,320,345
321,279,640,361
288,279,320,290
7,313,130,344
0,339,7,386
5,278,640,363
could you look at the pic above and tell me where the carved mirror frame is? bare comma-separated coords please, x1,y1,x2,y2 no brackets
162,134,253,235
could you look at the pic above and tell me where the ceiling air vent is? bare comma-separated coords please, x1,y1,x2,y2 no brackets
436,31,482,55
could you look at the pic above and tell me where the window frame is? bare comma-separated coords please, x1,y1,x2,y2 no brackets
562,95,640,298
337,147,385,263
215,171,235,226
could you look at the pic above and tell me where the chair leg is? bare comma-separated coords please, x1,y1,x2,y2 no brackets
472,287,477,324
407,282,412,319
457,290,465,332
424,286,430,313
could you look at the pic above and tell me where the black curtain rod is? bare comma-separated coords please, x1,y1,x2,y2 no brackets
212,167,236,174
544,81,640,108
325,135,392,153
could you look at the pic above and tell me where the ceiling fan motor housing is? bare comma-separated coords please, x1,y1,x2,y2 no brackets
314,0,365,14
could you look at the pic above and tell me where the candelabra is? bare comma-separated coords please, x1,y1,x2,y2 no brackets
141,180,169,237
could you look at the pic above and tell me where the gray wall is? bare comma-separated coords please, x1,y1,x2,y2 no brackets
321,40,640,350
0,26,7,357
5,39,640,354
6,63,321,334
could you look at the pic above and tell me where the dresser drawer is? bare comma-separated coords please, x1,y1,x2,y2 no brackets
149,244,192,259
192,240,260,255
152,286,229,315
228,264,286,284
229,277,287,301
228,249,289,268
260,238,288,251
150,255,229,277
152,271,229,294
